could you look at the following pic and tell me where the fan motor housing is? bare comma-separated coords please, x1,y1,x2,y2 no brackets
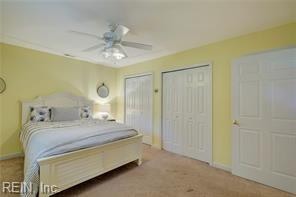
103,32,120,42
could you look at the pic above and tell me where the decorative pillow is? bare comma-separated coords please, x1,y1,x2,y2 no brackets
30,106,51,122
51,107,81,122
80,106,92,119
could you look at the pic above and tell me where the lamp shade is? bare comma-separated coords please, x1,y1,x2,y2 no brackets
99,103,111,113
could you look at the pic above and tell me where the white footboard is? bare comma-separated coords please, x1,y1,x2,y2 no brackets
37,134,143,197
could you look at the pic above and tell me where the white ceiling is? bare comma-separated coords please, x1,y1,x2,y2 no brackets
0,0,295,67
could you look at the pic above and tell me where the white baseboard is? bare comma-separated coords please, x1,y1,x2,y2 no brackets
151,143,162,150
212,162,232,172
0,152,24,161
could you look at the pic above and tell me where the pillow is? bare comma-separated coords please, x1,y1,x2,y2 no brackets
80,106,92,119
30,106,51,122
51,107,81,122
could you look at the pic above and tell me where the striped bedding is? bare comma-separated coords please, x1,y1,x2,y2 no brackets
20,119,137,197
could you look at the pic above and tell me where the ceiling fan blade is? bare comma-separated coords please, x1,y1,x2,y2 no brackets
82,44,105,52
114,25,130,38
121,41,152,50
69,30,103,40
115,45,128,58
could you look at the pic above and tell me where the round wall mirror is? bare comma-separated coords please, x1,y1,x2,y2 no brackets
0,77,6,94
97,83,109,98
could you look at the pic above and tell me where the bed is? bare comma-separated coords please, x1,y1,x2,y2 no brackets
20,92,143,197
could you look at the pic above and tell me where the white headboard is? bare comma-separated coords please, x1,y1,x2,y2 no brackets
21,92,94,125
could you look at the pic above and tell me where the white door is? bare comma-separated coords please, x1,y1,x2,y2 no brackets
232,48,296,194
162,66,212,163
125,75,153,145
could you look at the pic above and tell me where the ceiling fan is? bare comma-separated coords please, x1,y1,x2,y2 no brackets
69,24,152,60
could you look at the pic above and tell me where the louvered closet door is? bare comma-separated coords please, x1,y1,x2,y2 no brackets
125,75,153,145
163,66,212,163
232,48,296,194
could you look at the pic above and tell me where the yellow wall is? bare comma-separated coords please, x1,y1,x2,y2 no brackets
116,23,296,166
0,23,295,163
0,43,118,157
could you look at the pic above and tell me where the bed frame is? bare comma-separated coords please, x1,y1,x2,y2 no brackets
21,92,143,197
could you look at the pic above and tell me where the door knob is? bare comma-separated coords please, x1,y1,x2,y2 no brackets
233,120,240,126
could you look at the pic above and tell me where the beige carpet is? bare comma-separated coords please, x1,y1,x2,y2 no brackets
1,145,295,197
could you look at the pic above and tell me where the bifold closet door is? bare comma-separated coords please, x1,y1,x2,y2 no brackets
162,66,212,163
125,75,153,145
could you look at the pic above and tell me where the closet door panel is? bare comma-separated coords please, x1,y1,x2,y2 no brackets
163,66,211,163
163,73,173,151
125,75,153,145
183,69,198,158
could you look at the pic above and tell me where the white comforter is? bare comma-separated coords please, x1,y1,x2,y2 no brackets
20,119,137,197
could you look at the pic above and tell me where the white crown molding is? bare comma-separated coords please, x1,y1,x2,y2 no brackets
1,34,119,67
1,35,173,68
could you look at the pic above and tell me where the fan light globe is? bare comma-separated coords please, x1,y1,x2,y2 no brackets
113,52,125,60
102,47,126,60
102,51,111,58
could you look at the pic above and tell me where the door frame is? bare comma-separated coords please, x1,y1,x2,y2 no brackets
161,63,213,165
124,72,154,143
231,59,239,174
